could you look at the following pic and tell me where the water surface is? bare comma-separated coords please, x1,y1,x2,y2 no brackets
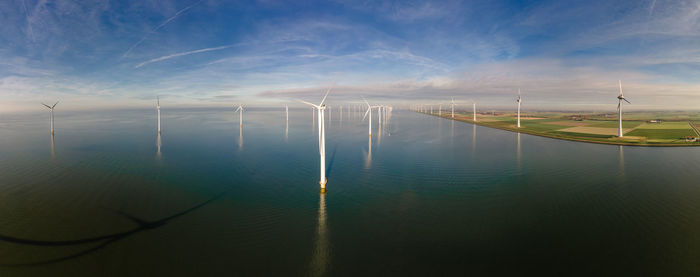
1,108,699,276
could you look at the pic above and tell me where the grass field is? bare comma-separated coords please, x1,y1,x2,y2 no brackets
635,122,692,129
587,120,644,128
626,129,696,139
435,111,700,146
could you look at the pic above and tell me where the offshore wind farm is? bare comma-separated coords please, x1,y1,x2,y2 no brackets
2,0,700,276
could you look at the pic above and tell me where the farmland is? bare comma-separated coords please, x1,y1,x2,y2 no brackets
431,111,700,146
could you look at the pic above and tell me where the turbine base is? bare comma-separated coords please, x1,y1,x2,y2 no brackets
320,188,327,194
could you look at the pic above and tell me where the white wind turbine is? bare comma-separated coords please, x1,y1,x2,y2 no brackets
617,80,631,137
286,105,289,122
41,101,59,135
298,87,332,192
517,89,522,128
451,97,455,118
235,104,244,127
362,97,373,137
156,96,161,134
472,101,477,121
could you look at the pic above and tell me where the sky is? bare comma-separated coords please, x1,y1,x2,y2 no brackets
1,0,699,112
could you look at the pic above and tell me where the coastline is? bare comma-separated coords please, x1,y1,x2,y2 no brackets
423,112,700,147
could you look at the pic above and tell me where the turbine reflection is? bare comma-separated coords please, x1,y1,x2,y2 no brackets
517,133,521,173
472,124,476,154
50,134,55,160
364,135,372,169
156,134,162,160
618,145,625,178
238,126,243,150
377,117,382,146
309,193,329,276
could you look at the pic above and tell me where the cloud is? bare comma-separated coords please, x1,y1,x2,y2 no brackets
122,0,203,58
134,44,236,68
21,0,35,42
255,58,700,110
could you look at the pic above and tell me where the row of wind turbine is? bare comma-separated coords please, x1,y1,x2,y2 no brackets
420,81,629,137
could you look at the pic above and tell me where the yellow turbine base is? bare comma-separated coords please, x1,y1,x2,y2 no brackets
319,180,327,192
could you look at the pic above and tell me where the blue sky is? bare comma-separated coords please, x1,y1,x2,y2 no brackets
1,0,699,111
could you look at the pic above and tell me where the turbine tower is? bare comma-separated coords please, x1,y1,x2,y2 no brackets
41,101,59,135
286,105,289,122
617,80,631,137
473,101,477,121
517,89,521,128
235,104,244,127
298,87,332,192
156,96,161,134
362,97,373,137
451,97,455,118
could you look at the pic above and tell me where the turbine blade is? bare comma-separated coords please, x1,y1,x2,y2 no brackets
319,85,333,106
362,108,370,121
362,97,370,107
52,101,59,108
41,103,51,109
624,98,631,104
297,99,319,108
619,80,623,97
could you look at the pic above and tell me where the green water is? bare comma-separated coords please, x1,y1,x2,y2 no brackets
1,108,699,276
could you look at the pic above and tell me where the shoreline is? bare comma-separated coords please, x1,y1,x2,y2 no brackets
423,112,700,147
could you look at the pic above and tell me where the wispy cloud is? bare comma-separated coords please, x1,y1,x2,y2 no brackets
21,0,35,42
135,44,236,68
122,0,203,58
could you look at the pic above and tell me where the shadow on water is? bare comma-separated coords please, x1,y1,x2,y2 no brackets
325,144,338,178
0,192,226,267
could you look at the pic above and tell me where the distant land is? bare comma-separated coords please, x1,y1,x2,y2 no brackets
426,111,700,146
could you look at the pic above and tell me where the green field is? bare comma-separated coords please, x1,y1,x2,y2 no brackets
588,120,643,128
551,131,613,139
635,122,693,129
437,111,700,146
626,129,696,139
521,121,570,132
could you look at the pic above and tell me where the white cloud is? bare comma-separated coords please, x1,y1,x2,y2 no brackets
134,44,236,68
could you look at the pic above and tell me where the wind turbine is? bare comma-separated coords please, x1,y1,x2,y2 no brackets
235,104,244,127
362,97,373,137
617,80,630,137
472,101,477,121
517,89,521,128
286,105,289,122
41,101,59,135
156,96,161,134
451,97,455,118
298,87,332,192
